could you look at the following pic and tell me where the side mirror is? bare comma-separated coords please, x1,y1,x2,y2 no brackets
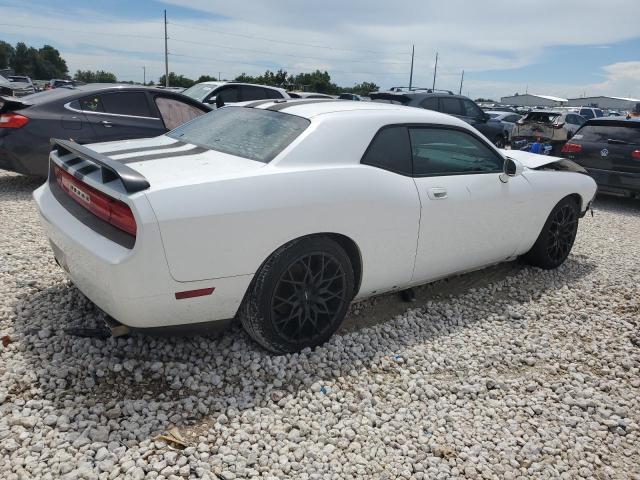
215,95,225,109
500,157,524,183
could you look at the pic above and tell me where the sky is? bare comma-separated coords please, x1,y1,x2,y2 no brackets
1,0,639,100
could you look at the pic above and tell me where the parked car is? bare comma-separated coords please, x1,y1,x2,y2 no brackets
561,117,640,198
0,74,36,97
287,92,334,99
338,93,366,101
511,110,586,153
182,81,288,105
46,79,76,90
575,107,604,120
8,75,33,85
0,84,210,177
485,111,522,142
370,90,508,147
34,100,596,353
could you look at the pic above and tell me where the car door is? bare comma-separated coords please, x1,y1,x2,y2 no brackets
74,91,164,142
409,126,533,283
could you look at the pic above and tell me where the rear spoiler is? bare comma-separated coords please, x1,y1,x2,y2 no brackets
0,95,32,113
50,139,150,194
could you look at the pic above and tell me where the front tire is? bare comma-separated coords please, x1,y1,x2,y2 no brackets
239,237,355,353
523,196,580,269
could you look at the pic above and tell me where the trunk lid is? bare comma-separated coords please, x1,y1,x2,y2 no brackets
514,111,565,142
87,136,267,191
0,95,33,113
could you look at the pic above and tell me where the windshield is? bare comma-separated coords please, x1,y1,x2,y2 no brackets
167,106,310,163
181,82,222,101
487,112,500,118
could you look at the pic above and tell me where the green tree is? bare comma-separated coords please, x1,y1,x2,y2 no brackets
350,81,379,96
196,74,218,83
10,42,30,75
0,41,14,69
74,70,117,83
37,45,68,78
158,72,195,88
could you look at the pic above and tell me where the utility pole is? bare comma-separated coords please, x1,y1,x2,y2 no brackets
142,66,146,85
409,45,414,91
163,9,169,87
432,51,438,90
218,72,221,81
459,70,464,95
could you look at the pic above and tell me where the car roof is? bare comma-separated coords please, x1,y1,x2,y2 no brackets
194,81,287,92
486,111,516,116
244,98,467,124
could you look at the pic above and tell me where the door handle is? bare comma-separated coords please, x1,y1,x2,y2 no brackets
100,120,114,127
427,187,447,200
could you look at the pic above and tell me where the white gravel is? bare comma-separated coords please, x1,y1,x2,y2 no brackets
1,170,639,479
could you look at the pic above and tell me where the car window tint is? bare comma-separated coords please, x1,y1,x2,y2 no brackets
155,97,206,130
440,98,464,116
361,126,412,175
100,92,154,117
462,99,483,118
216,86,239,103
409,127,503,176
595,109,604,117
420,97,439,111
240,85,267,101
167,106,309,163
78,95,104,112
263,88,284,99
575,125,640,145
507,115,520,123
580,109,594,119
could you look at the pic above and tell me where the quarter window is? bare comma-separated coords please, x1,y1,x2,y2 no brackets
155,97,206,130
462,99,484,118
420,97,439,111
409,127,503,176
440,98,464,116
361,126,412,175
240,85,267,101
78,96,104,112
100,92,154,117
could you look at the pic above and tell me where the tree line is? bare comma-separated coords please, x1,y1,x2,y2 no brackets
1,40,379,95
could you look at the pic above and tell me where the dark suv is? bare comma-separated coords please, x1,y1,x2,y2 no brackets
561,117,640,198
370,89,507,147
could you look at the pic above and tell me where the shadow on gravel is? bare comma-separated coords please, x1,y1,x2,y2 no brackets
8,253,597,446
0,172,44,198
593,194,640,215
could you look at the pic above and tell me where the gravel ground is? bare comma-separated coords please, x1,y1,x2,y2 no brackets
1,170,639,480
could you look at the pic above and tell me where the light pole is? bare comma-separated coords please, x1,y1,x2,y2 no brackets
142,66,146,85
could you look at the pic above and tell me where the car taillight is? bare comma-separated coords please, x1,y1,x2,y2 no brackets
0,113,29,128
53,165,137,237
632,150,640,160
561,143,582,154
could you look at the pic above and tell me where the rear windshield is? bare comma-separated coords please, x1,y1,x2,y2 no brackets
181,83,221,101
167,106,310,163
523,112,561,123
574,124,640,145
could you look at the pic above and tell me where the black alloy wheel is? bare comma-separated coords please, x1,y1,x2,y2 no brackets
546,204,578,264
271,252,347,343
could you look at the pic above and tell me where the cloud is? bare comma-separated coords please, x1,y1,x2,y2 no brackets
1,0,639,96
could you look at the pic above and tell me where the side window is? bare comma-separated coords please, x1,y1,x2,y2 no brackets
216,86,240,103
409,127,503,176
100,92,154,117
580,109,594,119
154,97,206,130
506,115,520,123
263,88,284,99
361,126,412,175
77,95,104,112
420,97,438,111
462,99,484,118
440,98,464,116
240,85,267,101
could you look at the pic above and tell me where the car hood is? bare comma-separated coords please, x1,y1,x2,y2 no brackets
87,136,266,191
499,149,566,169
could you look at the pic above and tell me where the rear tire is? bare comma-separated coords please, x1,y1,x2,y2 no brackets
239,236,354,353
523,196,580,269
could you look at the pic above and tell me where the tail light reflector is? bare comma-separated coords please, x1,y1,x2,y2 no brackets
632,150,640,160
561,143,583,154
0,113,29,128
53,165,137,237
175,288,215,300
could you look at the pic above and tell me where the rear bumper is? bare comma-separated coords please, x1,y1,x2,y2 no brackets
33,183,252,329
585,167,640,196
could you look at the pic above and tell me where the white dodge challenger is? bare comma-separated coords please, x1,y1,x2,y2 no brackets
34,99,597,353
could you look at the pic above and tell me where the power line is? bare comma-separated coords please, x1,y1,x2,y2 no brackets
0,22,159,40
169,21,408,56
170,37,410,66
168,52,408,76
